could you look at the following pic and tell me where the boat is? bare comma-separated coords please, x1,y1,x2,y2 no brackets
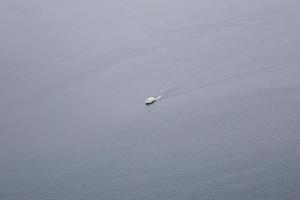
145,97,156,105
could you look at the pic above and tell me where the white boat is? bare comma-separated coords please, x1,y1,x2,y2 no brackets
145,97,156,105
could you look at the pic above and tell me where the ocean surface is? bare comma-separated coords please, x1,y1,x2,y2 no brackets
1,0,300,199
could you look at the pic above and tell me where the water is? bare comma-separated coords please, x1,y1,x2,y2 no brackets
1,0,300,199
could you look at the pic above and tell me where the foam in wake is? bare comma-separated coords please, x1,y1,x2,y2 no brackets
156,58,300,101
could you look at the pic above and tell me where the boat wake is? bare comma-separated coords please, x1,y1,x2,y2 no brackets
156,58,300,101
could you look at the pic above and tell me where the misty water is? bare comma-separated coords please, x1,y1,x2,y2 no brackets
1,0,300,199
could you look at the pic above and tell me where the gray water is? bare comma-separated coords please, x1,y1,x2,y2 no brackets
1,0,300,199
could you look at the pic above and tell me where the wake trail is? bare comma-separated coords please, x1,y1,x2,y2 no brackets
156,58,300,100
